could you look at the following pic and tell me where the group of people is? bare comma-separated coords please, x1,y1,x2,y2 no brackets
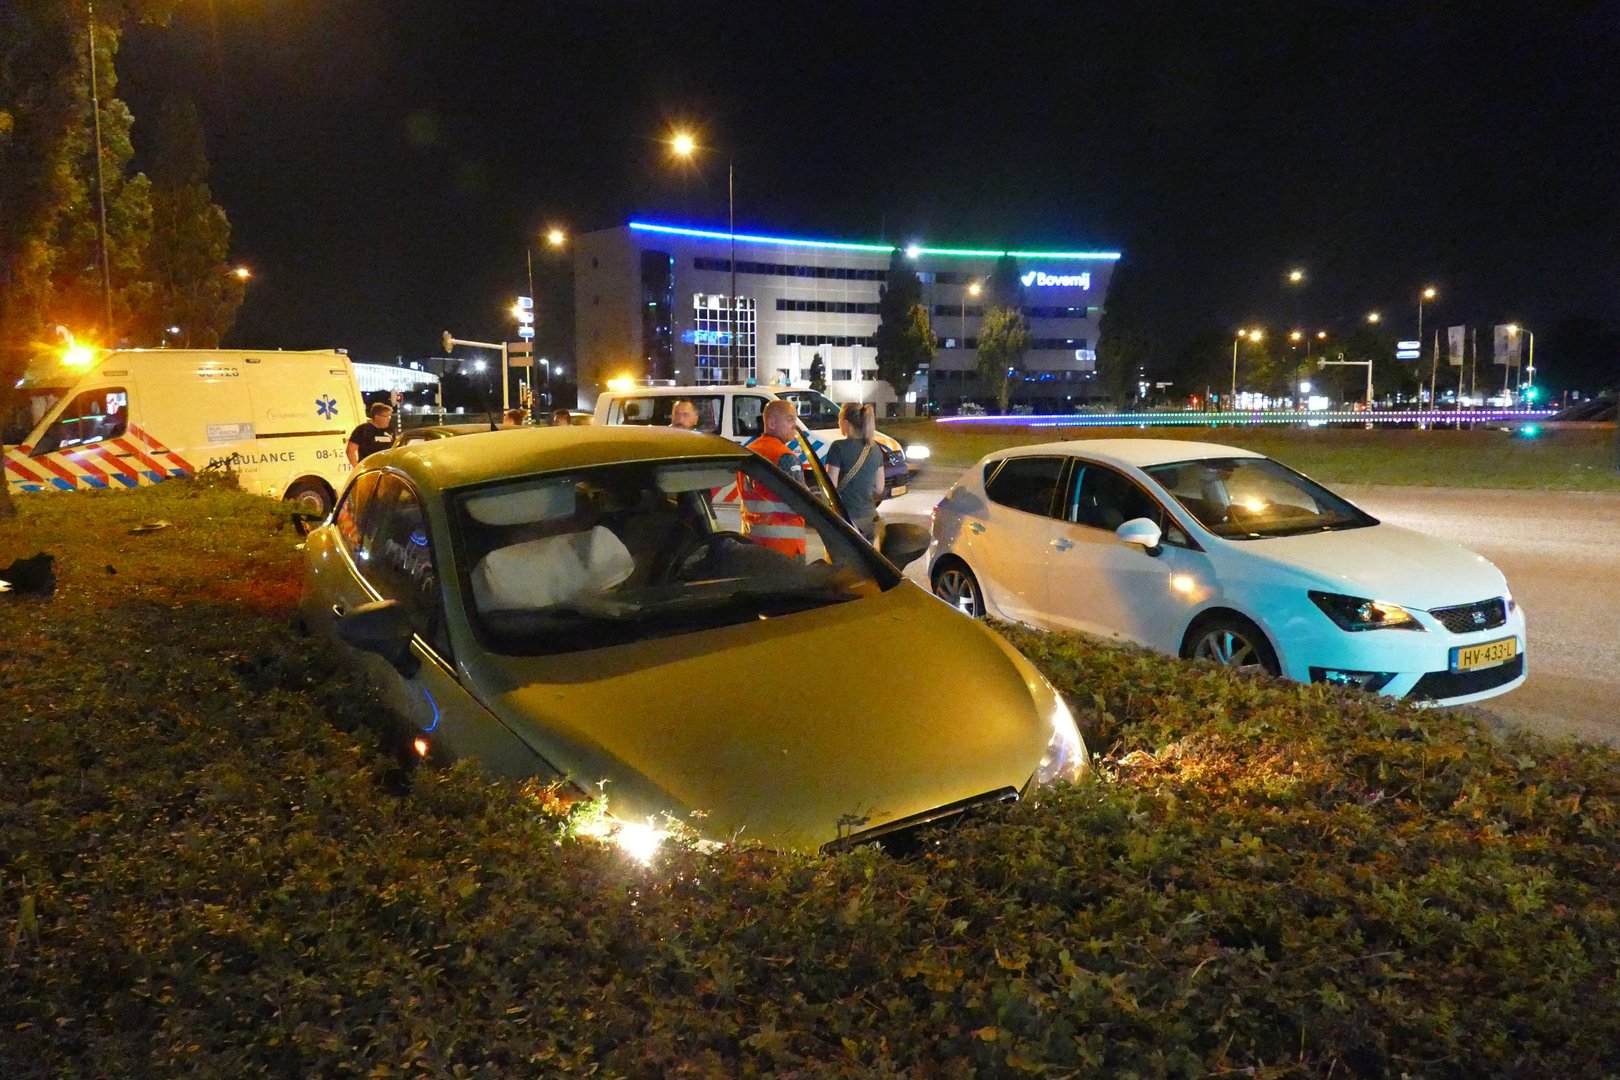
737,398,885,554
348,394,887,554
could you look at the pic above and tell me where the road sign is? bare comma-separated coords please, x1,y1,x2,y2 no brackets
518,325,534,340
517,296,533,310
509,340,532,354
1396,350,1420,360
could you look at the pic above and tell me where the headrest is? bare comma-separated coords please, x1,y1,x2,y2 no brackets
471,525,634,612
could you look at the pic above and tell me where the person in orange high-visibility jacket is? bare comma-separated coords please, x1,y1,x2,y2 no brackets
739,399,808,560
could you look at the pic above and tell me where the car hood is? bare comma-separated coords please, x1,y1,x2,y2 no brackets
461,583,1054,851
1230,522,1508,607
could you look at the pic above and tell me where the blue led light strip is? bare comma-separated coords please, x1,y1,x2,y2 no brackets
629,221,1121,261
936,409,1558,428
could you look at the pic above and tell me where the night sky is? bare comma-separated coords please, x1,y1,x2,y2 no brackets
120,1,1620,373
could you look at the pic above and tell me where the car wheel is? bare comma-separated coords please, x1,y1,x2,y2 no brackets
284,480,333,520
932,560,982,617
1184,614,1280,676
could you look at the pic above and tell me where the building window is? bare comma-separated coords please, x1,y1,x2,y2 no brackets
690,293,757,384
694,256,886,281
831,368,853,381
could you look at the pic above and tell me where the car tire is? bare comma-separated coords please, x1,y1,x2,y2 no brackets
932,559,983,617
1182,613,1280,677
284,480,334,520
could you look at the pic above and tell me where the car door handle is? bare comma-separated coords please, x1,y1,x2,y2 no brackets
1050,537,1074,551
967,521,985,534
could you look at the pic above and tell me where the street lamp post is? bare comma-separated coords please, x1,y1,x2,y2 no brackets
1231,328,1262,408
1506,324,1536,396
671,132,740,384
442,331,510,414
84,0,113,334
1418,286,1437,404
961,280,980,349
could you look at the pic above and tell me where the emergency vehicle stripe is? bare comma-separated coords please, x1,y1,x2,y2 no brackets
33,455,80,488
127,421,164,450
163,451,195,476
89,445,142,486
64,451,111,486
110,436,167,477
4,451,46,483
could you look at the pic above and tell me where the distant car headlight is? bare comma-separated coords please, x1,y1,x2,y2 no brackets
1033,695,1088,787
1308,590,1425,632
905,443,931,462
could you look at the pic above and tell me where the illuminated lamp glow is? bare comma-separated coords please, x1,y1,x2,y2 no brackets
628,221,1121,260
1171,574,1197,594
412,737,430,758
606,374,636,392
613,821,670,865
62,345,98,368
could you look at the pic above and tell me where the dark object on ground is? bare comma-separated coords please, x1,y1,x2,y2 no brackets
129,520,171,534
0,552,57,596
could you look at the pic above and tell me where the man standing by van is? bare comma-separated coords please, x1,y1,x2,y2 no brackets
347,403,395,465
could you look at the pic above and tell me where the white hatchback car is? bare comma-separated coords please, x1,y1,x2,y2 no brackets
927,439,1527,706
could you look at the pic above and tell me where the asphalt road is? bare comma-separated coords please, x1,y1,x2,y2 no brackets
884,471,1620,748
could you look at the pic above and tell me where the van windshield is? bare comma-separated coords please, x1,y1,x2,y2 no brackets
455,456,891,655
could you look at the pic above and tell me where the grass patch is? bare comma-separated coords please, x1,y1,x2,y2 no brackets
888,418,1620,490
4,482,1618,1077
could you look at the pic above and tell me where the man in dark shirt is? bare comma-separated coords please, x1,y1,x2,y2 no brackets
346,403,395,465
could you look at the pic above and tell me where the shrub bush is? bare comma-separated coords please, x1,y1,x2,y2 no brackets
3,482,1617,1077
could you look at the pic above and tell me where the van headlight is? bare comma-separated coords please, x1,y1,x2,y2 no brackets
1033,695,1088,787
905,443,931,461
1308,590,1424,632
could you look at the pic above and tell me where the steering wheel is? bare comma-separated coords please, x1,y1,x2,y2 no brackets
671,530,751,579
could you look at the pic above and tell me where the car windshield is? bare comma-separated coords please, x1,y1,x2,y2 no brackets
1143,456,1377,539
452,456,893,654
778,390,842,429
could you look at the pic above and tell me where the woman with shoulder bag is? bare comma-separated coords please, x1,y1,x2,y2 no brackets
825,402,883,541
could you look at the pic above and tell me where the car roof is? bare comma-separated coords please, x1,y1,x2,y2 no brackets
403,423,503,438
365,425,749,491
604,384,801,397
988,438,1267,470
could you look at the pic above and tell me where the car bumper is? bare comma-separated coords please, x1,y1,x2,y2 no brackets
1277,604,1528,707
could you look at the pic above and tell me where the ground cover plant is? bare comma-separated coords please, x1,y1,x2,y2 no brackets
3,480,1618,1077
886,419,1620,491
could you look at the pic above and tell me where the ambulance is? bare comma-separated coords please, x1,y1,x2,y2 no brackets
3,349,364,518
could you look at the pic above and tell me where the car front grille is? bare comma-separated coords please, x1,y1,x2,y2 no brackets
820,787,1019,856
1428,597,1508,634
1410,655,1524,701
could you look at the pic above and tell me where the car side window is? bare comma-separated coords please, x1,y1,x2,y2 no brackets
334,472,382,555
364,474,449,658
984,456,1066,518
610,397,656,425
30,386,128,455
1069,463,1190,546
732,396,769,438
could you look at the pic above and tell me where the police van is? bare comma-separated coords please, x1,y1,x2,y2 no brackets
3,349,364,517
592,384,922,500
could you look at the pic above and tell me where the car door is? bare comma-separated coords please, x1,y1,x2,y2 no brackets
967,455,1071,625
322,473,519,769
1044,460,1206,652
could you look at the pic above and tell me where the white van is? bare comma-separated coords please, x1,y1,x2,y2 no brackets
3,349,364,517
593,384,920,499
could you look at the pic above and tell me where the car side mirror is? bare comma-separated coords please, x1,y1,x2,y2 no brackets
335,598,421,678
877,521,930,570
1115,517,1164,557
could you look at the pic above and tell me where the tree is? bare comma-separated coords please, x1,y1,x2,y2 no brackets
976,305,1031,413
1095,261,1151,406
0,0,180,519
139,96,244,346
872,247,937,408
808,352,826,393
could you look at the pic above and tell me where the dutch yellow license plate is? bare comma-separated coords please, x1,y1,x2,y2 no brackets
1452,636,1517,671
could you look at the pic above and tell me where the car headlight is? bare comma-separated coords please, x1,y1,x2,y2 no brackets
1033,695,1088,787
1308,590,1425,632
905,443,931,461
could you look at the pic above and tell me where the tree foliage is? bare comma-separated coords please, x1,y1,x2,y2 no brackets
975,305,1031,413
140,96,244,347
872,248,937,404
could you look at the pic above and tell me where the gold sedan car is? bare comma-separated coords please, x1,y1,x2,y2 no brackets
298,426,1086,855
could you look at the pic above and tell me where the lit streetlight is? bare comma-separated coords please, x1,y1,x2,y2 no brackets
231,265,252,281
545,227,567,248
1419,286,1438,404
962,280,980,349
1287,268,1305,285
1231,327,1263,406
1506,324,1536,392
1366,311,1381,324
671,129,741,383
